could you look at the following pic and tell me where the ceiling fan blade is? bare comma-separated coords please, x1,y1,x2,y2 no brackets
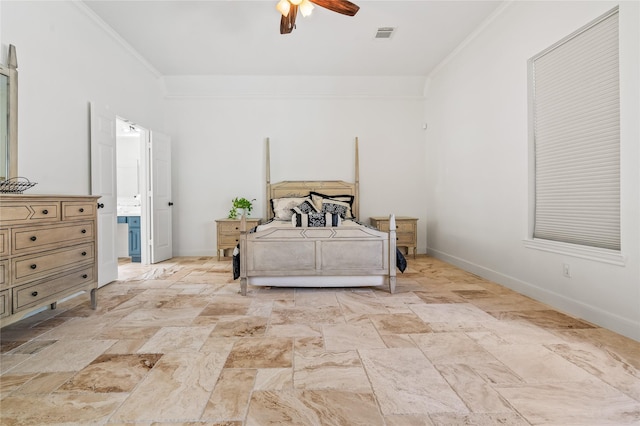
280,4,298,34
309,0,359,16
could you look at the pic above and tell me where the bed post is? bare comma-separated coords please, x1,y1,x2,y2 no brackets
354,137,360,220
266,137,272,221
239,213,248,296
388,214,397,294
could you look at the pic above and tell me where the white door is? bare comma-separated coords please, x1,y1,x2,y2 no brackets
90,103,118,286
150,131,172,263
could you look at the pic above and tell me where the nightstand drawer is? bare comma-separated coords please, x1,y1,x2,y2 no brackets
217,220,260,234
375,221,415,233
219,234,241,247
215,218,262,260
217,221,241,234
397,232,416,246
370,216,418,258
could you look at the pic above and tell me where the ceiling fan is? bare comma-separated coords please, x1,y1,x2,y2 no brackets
276,0,360,34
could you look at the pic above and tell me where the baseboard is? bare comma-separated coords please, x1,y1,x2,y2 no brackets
427,248,640,342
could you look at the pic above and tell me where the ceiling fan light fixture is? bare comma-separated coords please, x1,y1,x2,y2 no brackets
299,0,314,17
278,0,359,34
276,0,291,16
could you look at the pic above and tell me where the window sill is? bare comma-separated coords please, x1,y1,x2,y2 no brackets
523,238,626,266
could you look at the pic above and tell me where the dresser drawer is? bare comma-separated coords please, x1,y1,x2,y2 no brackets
0,289,9,318
12,243,94,284
13,266,95,311
62,202,96,221
0,201,60,225
12,221,94,255
0,229,8,257
0,259,8,289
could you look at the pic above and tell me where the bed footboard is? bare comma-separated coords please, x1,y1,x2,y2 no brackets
239,214,397,295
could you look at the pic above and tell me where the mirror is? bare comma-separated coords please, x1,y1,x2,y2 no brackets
0,45,18,181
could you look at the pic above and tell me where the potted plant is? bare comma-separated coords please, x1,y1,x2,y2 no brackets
228,197,255,219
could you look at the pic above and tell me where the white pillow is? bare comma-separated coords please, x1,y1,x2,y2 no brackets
270,197,310,221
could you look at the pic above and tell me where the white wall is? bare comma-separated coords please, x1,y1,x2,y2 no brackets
2,0,429,261
424,1,640,340
164,76,428,256
1,1,165,195
7,0,635,341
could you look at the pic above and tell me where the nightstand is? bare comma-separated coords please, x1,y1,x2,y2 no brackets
370,216,418,258
215,218,262,260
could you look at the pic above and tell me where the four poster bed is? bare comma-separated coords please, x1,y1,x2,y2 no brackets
236,137,400,296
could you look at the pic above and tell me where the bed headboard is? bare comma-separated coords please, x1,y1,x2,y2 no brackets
265,138,360,220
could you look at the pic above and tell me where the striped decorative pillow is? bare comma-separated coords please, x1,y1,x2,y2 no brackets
292,212,342,227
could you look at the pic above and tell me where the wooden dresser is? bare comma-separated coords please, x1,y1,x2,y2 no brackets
0,194,100,327
215,218,261,260
370,216,418,258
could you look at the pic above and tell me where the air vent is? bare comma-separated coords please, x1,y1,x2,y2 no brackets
375,27,396,39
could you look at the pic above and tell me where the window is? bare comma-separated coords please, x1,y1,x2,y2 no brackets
530,8,620,252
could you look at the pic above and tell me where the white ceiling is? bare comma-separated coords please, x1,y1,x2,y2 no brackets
82,0,503,77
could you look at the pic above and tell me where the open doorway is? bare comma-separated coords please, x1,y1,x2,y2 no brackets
116,117,149,266
91,104,173,286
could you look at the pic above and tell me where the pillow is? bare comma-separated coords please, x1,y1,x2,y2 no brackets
271,197,310,221
310,191,355,219
292,212,342,227
321,199,351,219
292,199,318,215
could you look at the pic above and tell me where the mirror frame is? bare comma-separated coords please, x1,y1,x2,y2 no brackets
0,44,18,181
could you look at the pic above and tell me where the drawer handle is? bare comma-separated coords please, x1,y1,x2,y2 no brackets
235,239,238,242
31,291,38,297
79,208,84,213
81,229,87,234
30,236,37,241
235,227,239,230
81,251,87,256
30,264,37,270
82,274,88,279
42,209,48,215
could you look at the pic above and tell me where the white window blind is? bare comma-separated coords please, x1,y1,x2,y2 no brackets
531,8,620,251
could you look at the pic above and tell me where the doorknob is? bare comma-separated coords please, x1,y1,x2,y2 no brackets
97,203,105,209
168,202,174,206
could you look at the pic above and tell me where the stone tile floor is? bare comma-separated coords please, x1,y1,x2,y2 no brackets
0,256,639,425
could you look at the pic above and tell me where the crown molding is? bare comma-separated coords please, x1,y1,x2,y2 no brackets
427,0,513,83
71,0,162,79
